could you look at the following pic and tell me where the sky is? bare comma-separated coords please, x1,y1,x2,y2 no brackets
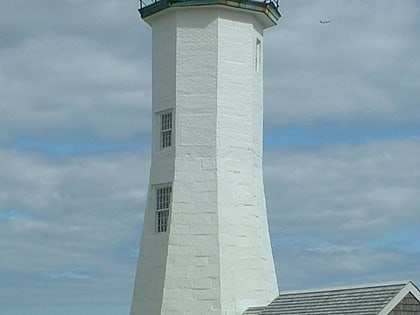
0,0,419,314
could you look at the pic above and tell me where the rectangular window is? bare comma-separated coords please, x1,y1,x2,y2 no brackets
160,111,173,149
255,38,262,73
156,186,172,233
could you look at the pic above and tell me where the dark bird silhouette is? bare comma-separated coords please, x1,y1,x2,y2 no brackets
320,20,331,24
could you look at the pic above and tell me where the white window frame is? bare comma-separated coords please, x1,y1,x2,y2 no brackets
155,185,172,233
160,110,173,149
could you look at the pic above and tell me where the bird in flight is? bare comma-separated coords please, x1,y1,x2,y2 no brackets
320,20,331,24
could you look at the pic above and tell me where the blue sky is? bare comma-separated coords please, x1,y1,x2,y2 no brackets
1,0,419,314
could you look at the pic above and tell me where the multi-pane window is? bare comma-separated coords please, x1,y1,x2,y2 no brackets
156,186,172,233
160,111,173,149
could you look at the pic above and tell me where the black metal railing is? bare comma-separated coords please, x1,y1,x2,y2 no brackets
139,0,279,10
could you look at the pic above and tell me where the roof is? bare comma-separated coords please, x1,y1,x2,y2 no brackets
243,306,266,315
139,0,281,27
244,281,420,315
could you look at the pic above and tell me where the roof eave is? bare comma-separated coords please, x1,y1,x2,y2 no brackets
139,0,281,28
378,281,420,315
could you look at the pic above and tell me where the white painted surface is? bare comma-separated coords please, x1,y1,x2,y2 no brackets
131,6,278,315
378,282,420,315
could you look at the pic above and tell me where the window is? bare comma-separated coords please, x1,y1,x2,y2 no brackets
255,38,262,73
156,186,172,233
160,111,173,149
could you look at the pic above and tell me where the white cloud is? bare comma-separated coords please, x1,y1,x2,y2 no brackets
264,0,420,127
0,0,152,142
275,244,419,291
265,138,420,240
0,148,149,305
265,138,420,289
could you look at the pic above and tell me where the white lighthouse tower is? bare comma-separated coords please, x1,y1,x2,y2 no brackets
131,0,281,314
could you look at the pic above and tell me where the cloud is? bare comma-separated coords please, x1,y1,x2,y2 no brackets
0,0,152,142
0,0,152,308
264,0,420,127
265,138,420,240
0,148,149,305
265,138,420,289
275,243,420,291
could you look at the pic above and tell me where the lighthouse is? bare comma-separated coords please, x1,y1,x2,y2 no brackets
131,0,281,314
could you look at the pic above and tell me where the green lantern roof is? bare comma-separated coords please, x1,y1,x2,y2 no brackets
138,0,281,26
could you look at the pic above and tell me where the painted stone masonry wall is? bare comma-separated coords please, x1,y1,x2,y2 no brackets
131,6,278,315
216,13,278,313
131,11,177,315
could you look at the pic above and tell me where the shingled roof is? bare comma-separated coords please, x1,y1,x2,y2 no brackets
244,281,420,315
243,307,266,315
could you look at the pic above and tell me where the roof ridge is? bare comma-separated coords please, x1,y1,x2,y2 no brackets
279,280,411,295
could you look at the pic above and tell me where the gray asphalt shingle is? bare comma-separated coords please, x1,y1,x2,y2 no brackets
245,282,410,315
